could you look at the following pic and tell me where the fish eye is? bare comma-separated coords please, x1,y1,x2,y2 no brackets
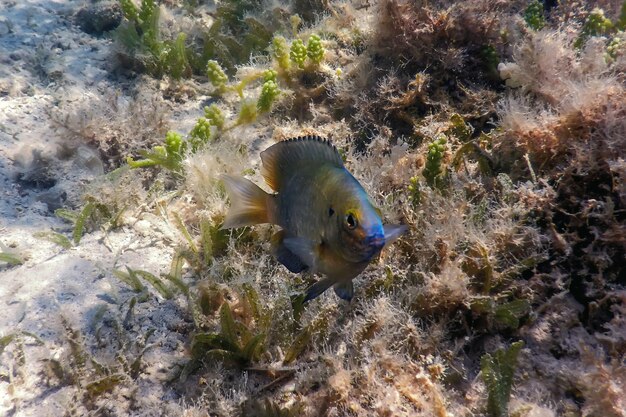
345,213,357,230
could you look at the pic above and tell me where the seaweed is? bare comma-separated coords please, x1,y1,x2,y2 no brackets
0,251,23,266
481,341,524,417
9,0,626,415
283,306,333,364
114,266,177,299
115,0,191,79
190,302,266,367
55,196,127,245
193,0,291,75
240,398,304,417
33,230,73,249
423,135,448,190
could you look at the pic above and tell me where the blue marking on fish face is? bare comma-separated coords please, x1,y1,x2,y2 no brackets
365,226,385,251
364,221,385,254
355,201,385,259
335,170,387,262
338,205,384,263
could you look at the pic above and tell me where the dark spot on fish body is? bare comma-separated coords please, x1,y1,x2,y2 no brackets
328,206,334,217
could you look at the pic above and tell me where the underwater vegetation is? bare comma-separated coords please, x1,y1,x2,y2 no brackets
116,0,192,79
3,0,625,416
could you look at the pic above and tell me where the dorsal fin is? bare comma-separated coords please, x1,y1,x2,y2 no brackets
260,135,344,192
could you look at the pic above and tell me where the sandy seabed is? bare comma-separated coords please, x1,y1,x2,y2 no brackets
0,1,197,415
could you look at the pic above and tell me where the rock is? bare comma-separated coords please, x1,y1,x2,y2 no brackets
45,61,65,81
75,1,123,36
35,188,67,212
14,148,59,190
0,18,12,36
75,146,104,175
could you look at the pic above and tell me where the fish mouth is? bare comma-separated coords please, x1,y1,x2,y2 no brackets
366,235,385,251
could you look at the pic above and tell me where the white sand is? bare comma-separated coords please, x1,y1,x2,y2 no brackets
0,2,195,415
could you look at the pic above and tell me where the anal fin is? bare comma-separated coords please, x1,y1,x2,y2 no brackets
303,277,335,303
333,281,354,301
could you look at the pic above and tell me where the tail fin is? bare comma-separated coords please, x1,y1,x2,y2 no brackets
221,175,274,229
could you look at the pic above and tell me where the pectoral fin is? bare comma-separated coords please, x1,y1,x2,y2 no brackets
283,237,319,272
383,224,408,245
271,231,308,273
333,281,354,301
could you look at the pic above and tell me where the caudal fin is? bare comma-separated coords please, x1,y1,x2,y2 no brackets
221,175,274,229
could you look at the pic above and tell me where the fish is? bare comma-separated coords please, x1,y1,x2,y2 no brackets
221,135,407,302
